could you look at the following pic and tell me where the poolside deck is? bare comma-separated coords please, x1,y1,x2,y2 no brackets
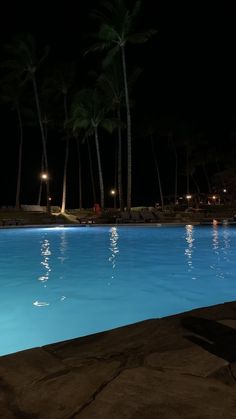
1,301,236,418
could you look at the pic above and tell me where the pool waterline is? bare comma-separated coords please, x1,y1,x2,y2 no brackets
1,224,236,356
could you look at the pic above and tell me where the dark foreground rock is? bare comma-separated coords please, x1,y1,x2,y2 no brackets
1,301,236,418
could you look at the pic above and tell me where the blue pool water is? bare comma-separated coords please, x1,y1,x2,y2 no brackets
0,225,236,355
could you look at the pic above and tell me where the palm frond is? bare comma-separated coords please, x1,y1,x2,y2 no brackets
84,42,108,55
128,29,157,44
102,45,120,67
98,24,120,42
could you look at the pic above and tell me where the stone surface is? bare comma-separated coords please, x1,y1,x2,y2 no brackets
1,301,236,418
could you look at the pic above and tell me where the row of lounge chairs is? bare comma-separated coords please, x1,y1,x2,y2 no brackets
0,218,26,226
116,210,160,223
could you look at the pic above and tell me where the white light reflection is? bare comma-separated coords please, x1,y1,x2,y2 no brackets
222,225,231,262
58,229,68,264
185,224,195,277
210,224,230,280
38,238,51,283
212,224,219,255
33,236,52,307
108,226,119,284
33,301,50,307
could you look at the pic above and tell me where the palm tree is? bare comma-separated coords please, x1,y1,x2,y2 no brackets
97,61,142,211
0,78,24,209
76,137,83,209
3,34,51,213
71,88,114,210
97,62,124,210
86,137,97,205
150,131,164,211
42,63,76,213
88,0,156,210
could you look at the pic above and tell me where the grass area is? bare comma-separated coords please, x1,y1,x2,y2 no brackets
0,210,71,225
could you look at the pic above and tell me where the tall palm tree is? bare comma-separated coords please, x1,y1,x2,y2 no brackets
97,61,142,211
88,0,156,210
3,34,51,213
86,137,97,205
42,63,76,213
0,78,24,209
150,131,164,211
97,62,124,210
71,88,114,210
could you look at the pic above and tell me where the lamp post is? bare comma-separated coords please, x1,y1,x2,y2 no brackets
41,172,50,213
110,189,116,209
186,194,192,208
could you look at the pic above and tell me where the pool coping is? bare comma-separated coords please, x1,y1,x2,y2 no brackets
0,300,236,417
0,221,202,229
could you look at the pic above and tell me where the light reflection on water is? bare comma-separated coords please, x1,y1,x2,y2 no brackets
108,226,119,284
38,237,51,283
58,229,68,264
210,224,232,280
184,224,196,278
34,236,52,307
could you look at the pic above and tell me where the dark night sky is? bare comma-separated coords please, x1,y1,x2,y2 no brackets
1,1,236,208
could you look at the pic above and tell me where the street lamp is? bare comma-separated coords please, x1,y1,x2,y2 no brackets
186,194,192,208
110,189,116,209
41,173,50,213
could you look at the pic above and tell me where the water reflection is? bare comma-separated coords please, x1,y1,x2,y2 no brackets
222,226,231,262
212,224,219,255
108,226,119,283
211,224,232,280
58,230,68,264
34,236,52,307
185,224,195,276
38,238,51,283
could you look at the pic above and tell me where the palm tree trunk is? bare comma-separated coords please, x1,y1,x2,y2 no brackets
186,146,190,195
202,163,211,193
168,132,178,205
76,139,82,209
32,74,51,214
150,133,164,210
117,107,124,211
113,140,117,210
37,153,44,206
61,92,69,214
15,103,23,209
94,126,104,210
174,150,178,205
37,125,48,206
87,138,96,205
121,45,132,211
61,139,69,213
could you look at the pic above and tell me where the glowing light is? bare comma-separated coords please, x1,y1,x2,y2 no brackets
212,195,216,200
186,195,192,200
110,189,116,195
223,189,227,193
41,173,48,180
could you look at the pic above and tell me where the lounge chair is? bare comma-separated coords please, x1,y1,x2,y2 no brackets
116,211,131,223
130,211,144,223
140,210,158,222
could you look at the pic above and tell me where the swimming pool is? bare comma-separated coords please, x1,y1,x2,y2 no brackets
1,225,236,355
